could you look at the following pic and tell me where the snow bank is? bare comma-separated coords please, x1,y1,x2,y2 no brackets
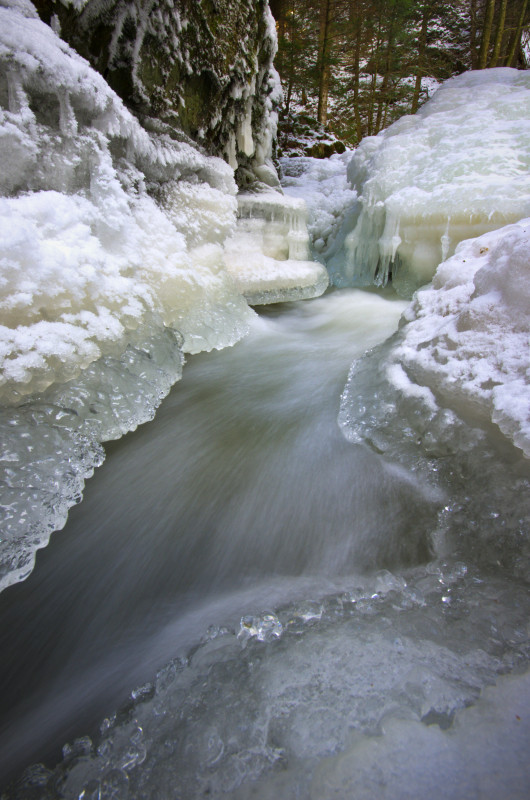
392,220,530,458
330,68,530,295
340,221,530,460
0,1,321,591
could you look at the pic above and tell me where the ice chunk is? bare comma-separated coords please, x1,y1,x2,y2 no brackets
224,192,329,305
329,69,530,295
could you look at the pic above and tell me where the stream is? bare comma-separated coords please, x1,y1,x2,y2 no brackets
1,288,529,799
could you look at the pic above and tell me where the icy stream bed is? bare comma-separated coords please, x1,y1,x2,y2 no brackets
0,289,529,799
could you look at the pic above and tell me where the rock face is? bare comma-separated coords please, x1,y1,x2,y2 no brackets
33,0,281,187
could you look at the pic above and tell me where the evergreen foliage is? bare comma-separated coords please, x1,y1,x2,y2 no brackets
271,0,530,147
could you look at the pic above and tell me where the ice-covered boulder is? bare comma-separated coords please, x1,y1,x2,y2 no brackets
32,0,282,190
224,192,329,304
329,69,530,296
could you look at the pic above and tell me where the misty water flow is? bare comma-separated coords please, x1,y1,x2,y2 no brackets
1,288,529,799
0,290,411,776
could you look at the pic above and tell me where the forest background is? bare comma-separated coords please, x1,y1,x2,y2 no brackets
271,0,530,153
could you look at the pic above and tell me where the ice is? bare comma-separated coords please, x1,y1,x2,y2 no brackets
329,69,530,295
340,220,530,460
280,153,357,258
224,192,329,305
12,565,530,799
0,0,323,591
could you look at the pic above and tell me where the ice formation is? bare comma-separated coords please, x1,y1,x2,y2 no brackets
329,68,530,295
280,152,357,258
224,192,329,304
0,0,321,591
9,564,530,799
340,221,530,461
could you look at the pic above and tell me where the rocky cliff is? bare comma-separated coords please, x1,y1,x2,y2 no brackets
34,0,281,188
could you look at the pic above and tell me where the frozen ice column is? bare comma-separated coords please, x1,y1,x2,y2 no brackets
224,192,329,305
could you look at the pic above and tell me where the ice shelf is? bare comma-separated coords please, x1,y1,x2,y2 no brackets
224,192,329,305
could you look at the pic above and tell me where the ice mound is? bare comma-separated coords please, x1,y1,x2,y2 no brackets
340,221,530,458
391,220,530,458
329,68,530,295
340,220,530,461
0,0,251,406
224,192,329,305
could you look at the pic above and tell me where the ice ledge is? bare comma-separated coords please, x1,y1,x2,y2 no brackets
226,254,329,306
224,191,329,305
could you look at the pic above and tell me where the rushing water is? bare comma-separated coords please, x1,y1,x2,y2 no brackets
1,289,529,799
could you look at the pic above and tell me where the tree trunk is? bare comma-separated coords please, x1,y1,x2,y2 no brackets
317,0,333,126
478,0,495,68
507,0,528,66
367,17,383,136
411,2,430,113
351,4,364,141
490,0,508,66
470,0,478,68
375,15,395,133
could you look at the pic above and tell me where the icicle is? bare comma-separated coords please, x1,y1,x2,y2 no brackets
7,70,28,115
58,90,78,137
441,218,451,262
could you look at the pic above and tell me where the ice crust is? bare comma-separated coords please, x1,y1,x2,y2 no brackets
0,0,321,591
10,562,530,799
329,68,530,295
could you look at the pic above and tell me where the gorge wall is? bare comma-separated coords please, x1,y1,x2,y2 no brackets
33,0,281,188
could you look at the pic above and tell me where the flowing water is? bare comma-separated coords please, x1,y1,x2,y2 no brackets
1,289,529,799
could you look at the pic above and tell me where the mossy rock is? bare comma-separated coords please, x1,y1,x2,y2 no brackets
33,0,273,162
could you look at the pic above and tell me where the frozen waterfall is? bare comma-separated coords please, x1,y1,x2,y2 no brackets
327,68,530,296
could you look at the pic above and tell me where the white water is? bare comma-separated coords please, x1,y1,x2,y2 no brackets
1,289,529,799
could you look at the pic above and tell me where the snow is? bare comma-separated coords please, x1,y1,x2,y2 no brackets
391,220,530,458
329,68,530,295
